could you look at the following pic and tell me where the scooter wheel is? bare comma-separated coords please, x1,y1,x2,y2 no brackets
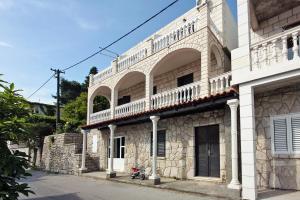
131,176,135,179
140,174,145,180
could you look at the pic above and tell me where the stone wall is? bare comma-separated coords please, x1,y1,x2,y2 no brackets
255,84,300,190
40,133,97,175
87,108,232,182
251,6,300,44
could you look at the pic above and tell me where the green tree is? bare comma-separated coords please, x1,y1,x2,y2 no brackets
0,76,34,200
82,66,98,91
62,92,88,132
53,78,83,105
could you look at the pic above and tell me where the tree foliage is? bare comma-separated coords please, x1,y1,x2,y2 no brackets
0,76,34,199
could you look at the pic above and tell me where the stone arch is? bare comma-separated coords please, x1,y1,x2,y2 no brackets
89,85,111,113
209,43,223,76
149,44,202,75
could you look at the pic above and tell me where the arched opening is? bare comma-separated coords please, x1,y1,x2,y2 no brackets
114,71,146,117
90,86,111,113
209,45,223,77
150,48,201,109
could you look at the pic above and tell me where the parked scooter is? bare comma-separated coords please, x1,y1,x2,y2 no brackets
130,167,146,180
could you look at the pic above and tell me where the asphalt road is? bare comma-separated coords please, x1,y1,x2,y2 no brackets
20,171,221,200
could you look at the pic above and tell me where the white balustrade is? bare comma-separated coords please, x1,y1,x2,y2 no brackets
152,18,200,53
91,67,113,86
117,48,148,72
89,109,111,124
209,72,232,95
115,98,146,118
250,26,300,70
151,81,201,110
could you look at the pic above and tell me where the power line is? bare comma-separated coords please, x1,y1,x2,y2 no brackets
27,74,55,99
27,0,179,99
62,0,179,72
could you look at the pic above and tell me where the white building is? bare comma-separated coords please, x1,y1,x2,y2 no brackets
232,0,300,199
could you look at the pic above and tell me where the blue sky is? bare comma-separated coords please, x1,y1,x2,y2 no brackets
0,0,236,104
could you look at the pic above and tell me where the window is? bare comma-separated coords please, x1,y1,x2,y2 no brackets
153,86,157,95
271,113,300,154
117,95,131,106
92,135,98,153
150,130,166,157
177,73,194,87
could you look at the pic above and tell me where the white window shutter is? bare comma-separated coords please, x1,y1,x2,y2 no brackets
273,118,288,153
92,135,98,153
291,116,300,152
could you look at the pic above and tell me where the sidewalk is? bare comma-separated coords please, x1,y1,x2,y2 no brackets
81,171,241,200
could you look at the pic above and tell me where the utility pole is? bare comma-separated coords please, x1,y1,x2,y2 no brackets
51,68,65,132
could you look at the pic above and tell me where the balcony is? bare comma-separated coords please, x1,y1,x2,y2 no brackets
250,26,300,70
89,72,232,124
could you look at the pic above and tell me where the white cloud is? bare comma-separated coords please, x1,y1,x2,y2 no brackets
76,18,99,31
0,41,13,48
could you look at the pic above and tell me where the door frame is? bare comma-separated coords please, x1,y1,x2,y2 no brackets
193,124,222,181
107,136,126,172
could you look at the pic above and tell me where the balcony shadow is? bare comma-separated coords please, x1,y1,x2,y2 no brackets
258,189,298,199
24,193,82,200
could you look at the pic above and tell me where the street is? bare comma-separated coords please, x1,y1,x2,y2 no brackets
20,171,221,200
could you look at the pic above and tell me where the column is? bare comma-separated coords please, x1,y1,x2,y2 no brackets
80,129,88,172
227,99,241,190
150,116,160,185
145,73,154,111
86,96,93,125
240,84,257,200
292,32,299,60
107,124,116,178
110,88,118,119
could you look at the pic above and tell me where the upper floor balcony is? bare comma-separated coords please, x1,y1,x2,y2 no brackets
232,0,300,85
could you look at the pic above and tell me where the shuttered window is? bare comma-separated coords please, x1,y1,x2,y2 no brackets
271,113,300,155
273,118,288,153
150,130,166,157
291,116,300,152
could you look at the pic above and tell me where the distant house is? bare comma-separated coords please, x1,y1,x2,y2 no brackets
29,101,56,116
8,101,56,165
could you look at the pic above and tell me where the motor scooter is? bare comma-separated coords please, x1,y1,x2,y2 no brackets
130,167,146,180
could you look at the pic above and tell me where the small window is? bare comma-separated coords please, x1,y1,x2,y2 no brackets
153,86,157,95
118,95,131,106
177,73,194,87
150,130,166,157
271,113,300,155
92,135,98,153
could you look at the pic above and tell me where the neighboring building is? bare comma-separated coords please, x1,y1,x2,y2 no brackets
81,0,241,192
232,0,300,199
8,101,55,165
29,101,56,116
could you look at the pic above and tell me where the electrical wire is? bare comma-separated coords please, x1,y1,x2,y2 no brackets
27,74,55,99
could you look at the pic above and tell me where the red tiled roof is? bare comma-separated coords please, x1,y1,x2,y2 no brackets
81,88,238,130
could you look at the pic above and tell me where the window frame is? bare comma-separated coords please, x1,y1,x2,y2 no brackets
271,113,300,155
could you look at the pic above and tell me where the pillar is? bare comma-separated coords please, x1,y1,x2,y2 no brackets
227,99,241,190
80,129,88,173
110,88,118,119
240,84,257,199
107,124,116,178
145,73,154,111
150,116,160,185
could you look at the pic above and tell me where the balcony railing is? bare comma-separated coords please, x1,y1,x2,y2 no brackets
250,26,300,71
209,72,232,95
90,109,111,124
151,81,201,110
152,18,200,53
90,14,201,87
115,98,146,118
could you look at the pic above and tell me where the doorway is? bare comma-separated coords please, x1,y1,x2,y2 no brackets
195,125,220,177
108,136,125,172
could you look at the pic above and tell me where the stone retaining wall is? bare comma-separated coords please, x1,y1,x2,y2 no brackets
41,133,86,175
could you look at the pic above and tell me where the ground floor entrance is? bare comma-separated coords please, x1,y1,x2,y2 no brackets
195,125,220,178
108,136,125,172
